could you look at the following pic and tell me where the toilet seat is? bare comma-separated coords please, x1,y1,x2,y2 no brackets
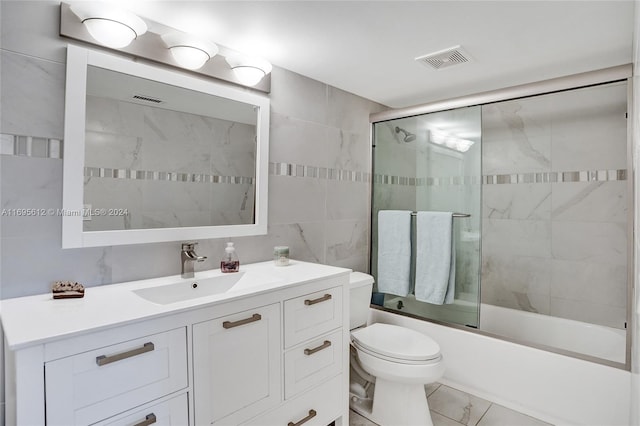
351,323,441,363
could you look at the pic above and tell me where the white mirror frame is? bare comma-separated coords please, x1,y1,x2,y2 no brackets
62,45,269,248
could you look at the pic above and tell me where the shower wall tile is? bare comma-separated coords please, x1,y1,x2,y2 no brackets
549,297,627,329
482,219,551,258
481,82,628,330
482,183,551,220
550,259,626,308
550,83,628,172
481,254,552,314
551,181,627,223
551,221,627,266
481,97,552,175
0,50,65,138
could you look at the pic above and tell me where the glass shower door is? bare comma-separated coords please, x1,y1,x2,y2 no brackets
371,106,482,327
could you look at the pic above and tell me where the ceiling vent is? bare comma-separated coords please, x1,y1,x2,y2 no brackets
132,94,163,104
415,45,471,70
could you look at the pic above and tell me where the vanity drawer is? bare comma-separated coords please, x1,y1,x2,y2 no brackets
284,330,343,399
284,286,343,348
243,374,342,426
94,393,188,426
45,327,188,426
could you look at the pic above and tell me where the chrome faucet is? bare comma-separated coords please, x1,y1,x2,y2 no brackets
181,242,207,279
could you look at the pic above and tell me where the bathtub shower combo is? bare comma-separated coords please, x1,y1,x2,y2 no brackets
370,66,632,369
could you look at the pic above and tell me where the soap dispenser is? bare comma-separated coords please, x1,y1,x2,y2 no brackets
221,242,240,273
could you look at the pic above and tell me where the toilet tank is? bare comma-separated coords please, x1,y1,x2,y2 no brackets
349,272,374,330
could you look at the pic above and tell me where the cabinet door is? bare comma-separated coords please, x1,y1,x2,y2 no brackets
45,327,187,426
193,303,281,425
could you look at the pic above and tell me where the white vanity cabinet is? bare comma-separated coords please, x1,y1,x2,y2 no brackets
193,303,281,425
2,261,351,426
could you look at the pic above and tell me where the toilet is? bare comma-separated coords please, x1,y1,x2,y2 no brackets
349,272,444,426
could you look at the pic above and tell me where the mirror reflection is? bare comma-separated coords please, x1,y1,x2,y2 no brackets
83,65,258,232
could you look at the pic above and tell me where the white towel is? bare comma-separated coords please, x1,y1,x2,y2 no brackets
376,210,412,297
415,211,455,304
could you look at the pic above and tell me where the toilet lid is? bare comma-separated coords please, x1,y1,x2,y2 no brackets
351,323,441,361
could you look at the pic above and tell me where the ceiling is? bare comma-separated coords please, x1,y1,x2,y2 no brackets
120,1,634,108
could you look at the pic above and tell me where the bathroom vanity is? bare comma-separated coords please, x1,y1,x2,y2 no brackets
2,261,350,426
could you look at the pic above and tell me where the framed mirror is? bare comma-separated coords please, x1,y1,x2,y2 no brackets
62,45,269,248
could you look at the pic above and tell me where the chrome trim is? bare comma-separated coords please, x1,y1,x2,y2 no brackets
96,342,154,366
625,77,634,371
370,64,632,123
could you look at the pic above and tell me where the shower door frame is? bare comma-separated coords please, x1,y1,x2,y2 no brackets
369,64,634,371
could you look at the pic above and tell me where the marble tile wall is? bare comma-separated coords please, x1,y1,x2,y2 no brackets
0,1,386,299
83,96,256,231
481,81,629,329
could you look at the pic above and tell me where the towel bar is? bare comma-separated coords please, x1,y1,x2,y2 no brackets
410,212,470,218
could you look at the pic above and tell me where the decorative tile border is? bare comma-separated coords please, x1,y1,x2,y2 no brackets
269,162,370,183
374,174,481,186
483,169,627,185
374,169,627,186
0,133,63,159
85,167,254,185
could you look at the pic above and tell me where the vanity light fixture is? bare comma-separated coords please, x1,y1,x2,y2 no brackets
225,54,273,87
69,3,147,49
161,32,219,70
428,129,474,153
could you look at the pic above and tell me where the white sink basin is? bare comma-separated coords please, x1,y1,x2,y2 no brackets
134,272,248,305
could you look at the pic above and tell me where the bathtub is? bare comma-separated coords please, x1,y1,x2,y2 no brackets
480,303,626,364
383,295,626,364
370,307,632,426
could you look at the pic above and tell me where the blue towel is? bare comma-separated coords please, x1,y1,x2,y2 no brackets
415,211,455,304
376,210,412,296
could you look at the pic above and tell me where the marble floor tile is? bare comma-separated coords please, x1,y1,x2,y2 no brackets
427,385,491,426
426,382,442,397
476,404,553,426
431,411,467,426
349,410,379,426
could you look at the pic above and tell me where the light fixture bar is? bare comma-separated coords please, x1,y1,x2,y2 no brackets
59,2,271,93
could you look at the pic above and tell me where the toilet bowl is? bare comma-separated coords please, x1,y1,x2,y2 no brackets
349,272,444,426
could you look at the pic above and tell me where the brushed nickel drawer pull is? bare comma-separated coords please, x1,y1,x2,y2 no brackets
96,342,154,366
304,294,332,306
288,409,317,426
133,413,157,426
304,340,332,356
223,313,262,329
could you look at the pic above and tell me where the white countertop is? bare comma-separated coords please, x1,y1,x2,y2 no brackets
1,260,350,350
